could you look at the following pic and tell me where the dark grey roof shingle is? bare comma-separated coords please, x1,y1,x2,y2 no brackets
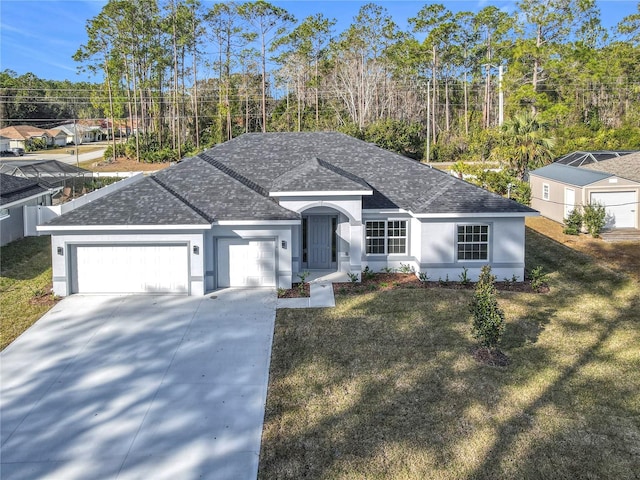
0,173,49,206
45,177,210,226
206,132,535,214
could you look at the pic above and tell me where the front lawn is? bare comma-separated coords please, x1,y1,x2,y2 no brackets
259,227,640,478
0,236,57,350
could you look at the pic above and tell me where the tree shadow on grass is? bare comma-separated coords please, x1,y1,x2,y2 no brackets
259,229,640,479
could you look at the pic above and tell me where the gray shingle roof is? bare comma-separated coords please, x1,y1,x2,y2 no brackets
580,152,640,183
0,173,49,206
45,177,210,226
206,132,535,214
529,163,612,186
270,157,371,193
46,132,535,228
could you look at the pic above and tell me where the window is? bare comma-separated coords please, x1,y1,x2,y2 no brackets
457,224,489,261
542,183,550,201
366,220,407,255
0,208,9,220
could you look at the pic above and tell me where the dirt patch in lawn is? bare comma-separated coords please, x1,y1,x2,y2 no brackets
82,156,172,172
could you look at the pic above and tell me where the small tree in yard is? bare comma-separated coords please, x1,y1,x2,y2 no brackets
582,202,607,238
563,208,583,235
470,265,505,352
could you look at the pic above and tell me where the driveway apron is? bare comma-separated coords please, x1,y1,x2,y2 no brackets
0,289,276,480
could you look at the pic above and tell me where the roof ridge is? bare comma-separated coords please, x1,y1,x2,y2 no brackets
200,152,270,197
149,176,214,223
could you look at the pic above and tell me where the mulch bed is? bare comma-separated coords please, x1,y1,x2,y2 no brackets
277,282,310,298
472,347,510,367
333,272,548,295
28,287,60,307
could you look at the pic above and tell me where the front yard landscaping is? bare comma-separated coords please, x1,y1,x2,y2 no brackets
259,220,640,478
0,236,58,351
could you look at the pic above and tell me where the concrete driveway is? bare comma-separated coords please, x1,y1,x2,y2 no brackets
0,289,276,480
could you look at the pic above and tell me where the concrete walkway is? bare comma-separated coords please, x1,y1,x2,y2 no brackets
277,270,348,309
1,289,276,480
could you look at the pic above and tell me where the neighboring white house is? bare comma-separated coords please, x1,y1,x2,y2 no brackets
39,132,538,296
530,154,640,230
1,173,54,246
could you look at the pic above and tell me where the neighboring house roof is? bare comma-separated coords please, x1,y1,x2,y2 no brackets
580,152,640,183
0,160,92,188
0,173,49,206
0,125,49,140
554,150,637,167
44,132,535,227
530,162,613,186
46,128,66,138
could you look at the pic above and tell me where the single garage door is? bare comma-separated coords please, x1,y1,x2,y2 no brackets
590,191,637,229
72,244,189,294
217,239,276,287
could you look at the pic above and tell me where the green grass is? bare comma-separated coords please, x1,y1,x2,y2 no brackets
0,236,56,350
259,229,640,479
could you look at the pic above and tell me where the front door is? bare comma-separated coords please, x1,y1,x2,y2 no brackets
308,216,332,269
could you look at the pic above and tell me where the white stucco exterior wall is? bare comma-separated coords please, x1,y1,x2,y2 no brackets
419,216,526,281
278,195,364,276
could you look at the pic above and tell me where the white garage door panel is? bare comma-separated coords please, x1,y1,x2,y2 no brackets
74,245,189,294
590,191,636,229
218,239,276,287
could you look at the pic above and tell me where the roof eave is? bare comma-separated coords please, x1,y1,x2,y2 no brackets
410,211,539,219
269,190,373,197
37,223,212,232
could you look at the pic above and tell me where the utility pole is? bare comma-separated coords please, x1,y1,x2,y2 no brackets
498,65,505,126
426,79,431,163
74,118,79,168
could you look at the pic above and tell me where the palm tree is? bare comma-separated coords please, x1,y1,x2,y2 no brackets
496,112,555,180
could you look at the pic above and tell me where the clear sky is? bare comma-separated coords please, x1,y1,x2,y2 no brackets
0,0,637,83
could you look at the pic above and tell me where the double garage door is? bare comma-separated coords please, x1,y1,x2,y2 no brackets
590,191,637,229
71,244,189,294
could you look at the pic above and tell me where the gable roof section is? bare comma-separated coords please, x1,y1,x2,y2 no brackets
530,163,612,186
580,152,640,183
269,157,372,195
0,173,48,206
206,132,534,215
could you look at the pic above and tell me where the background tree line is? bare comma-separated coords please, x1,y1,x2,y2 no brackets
2,0,639,165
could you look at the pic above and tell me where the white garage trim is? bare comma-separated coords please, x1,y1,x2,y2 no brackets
217,238,276,288
71,243,190,294
590,191,637,229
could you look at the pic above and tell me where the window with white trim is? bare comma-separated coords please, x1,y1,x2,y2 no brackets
365,220,407,255
0,208,9,220
457,224,489,260
542,183,550,201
